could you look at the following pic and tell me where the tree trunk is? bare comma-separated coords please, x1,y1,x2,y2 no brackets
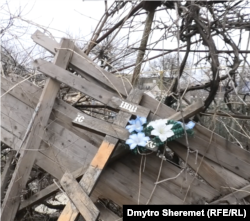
131,10,155,86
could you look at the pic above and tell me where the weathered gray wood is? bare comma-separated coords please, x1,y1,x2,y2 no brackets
6,69,249,186
18,167,86,211
72,99,204,142
1,92,95,177
176,135,250,180
58,89,150,221
169,142,228,193
210,184,250,204
1,73,249,208
169,99,204,120
91,153,217,205
139,95,250,183
1,151,16,200
0,77,126,212
31,31,250,173
1,39,74,221
34,59,118,104
1,76,104,148
31,30,132,97
72,112,129,140
135,153,219,204
1,127,67,182
193,125,250,165
34,59,150,117
60,172,99,221
203,157,249,193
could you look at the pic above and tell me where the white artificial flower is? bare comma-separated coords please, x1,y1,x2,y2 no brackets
151,122,174,142
147,119,168,128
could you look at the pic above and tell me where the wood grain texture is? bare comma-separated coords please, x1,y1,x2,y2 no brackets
91,153,216,205
1,39,74,221
169,99,204,120
176,135,250,180
1,76,104,148
34,59,151,118
60,172,99,221
1,91,95,178
72,112,129,140
91,138,117,169
31,30,132,96
169,142,227,192
58,89,150,221
210,184,250,204
32,30,250,176
34,59,117,105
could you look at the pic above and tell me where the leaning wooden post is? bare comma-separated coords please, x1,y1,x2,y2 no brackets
131,8,155,86
1,36,74,221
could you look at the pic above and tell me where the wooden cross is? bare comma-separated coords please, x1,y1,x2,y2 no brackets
57,89,150,221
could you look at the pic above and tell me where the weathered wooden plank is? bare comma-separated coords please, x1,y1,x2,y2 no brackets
193,125,250,165
1,151,16,200
1,93,95,175
132,153,219,204
169,142,228,192
169,99,203,120
139,96,250,183
1,76,104,148
72,98,204,142
60,172,99,221
34,59,118,104
1,123,92,187
72,112,129,140
58,89,149,221
31,30,132,97
26,150,218,208
204,157,249,195
18,141,222,211
0,77,123,212
92,157,183,205
176,135,250,180
34,59,150,117
1,39,74,221
210,184,250,204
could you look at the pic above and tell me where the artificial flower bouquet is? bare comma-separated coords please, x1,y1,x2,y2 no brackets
125,116,195,154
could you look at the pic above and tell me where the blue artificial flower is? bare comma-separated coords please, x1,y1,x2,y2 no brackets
126,116,147,133
125,132,150,150
177,121,196,130
185,121,196,129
